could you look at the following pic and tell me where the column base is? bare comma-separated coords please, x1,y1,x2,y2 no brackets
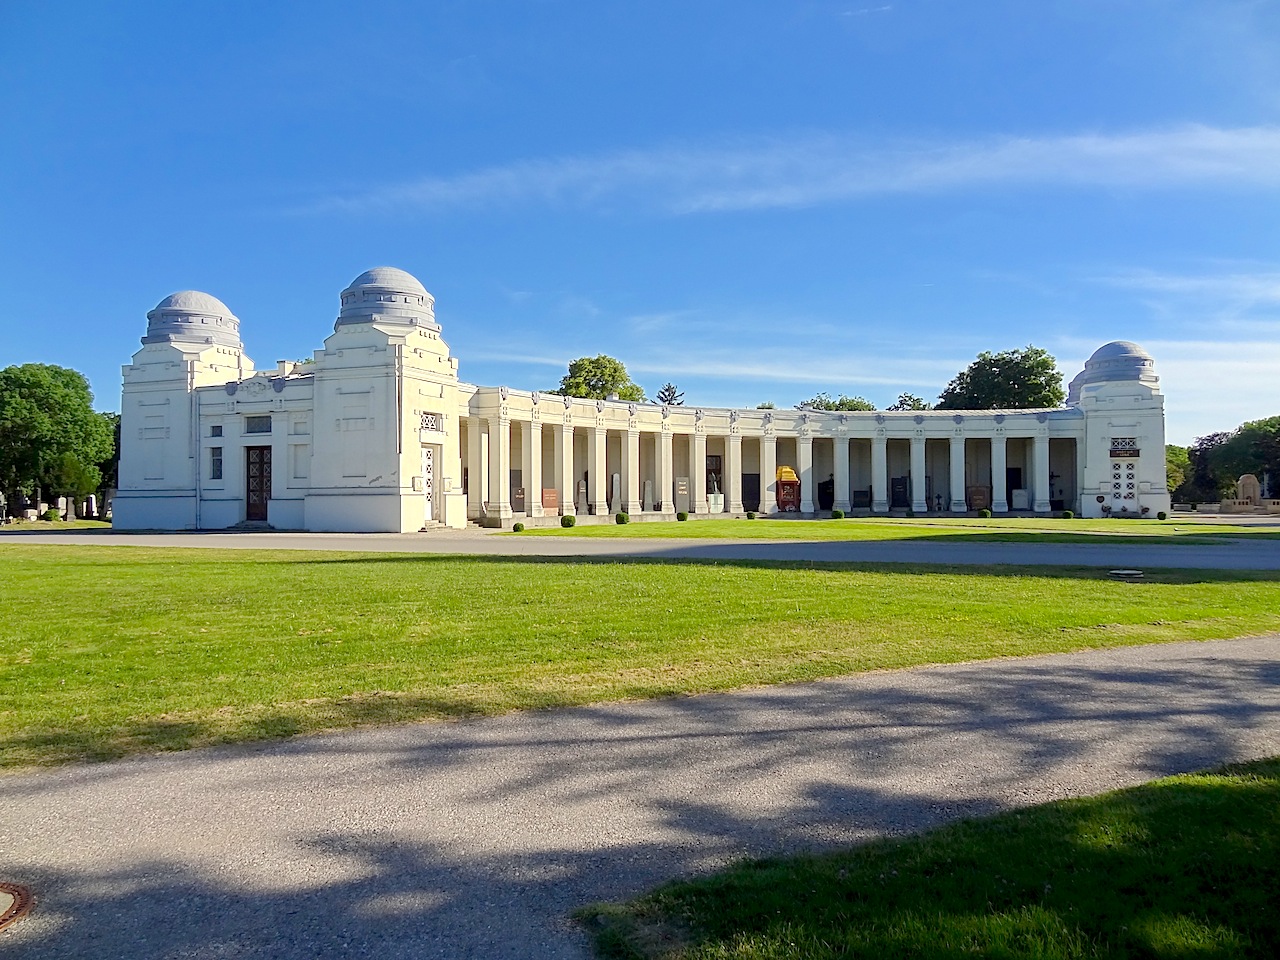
949,500,967,513
728,499,744,513
1034,500,1052,513
872,500,888,513
834,499,851,512
992,503,1009,513
911,501,928,513
800,500,815,513
624,500,641,514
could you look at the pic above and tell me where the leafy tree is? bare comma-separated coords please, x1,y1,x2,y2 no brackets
1184,432,1234,501
655,382,684,405
554,355,645,401
936,345,1065,410
0,364,115,507
887,393,931,411
756,402,776,409
1182,416,1280,500
1165,444,1190,496
798,392,875,411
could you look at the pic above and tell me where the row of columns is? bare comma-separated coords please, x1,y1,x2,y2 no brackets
467,418,1052,518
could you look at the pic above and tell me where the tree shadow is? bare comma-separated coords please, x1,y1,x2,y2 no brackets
3,638,1277,958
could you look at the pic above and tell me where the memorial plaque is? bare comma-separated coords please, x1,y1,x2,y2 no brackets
966,485,990,511
542,488,559,510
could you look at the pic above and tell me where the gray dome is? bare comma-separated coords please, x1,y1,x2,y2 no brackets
336,266,438,331
1067,340,1159,403
144,290,241,348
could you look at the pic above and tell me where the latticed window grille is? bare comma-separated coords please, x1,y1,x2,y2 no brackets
420,412,440,431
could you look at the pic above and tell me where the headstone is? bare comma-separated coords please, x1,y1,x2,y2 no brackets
642,479,654,511
542,488,558,511
610,473,621,511
1238,474,1262,505
1011,489,1030,510
576,480,588,515
674,477,691,514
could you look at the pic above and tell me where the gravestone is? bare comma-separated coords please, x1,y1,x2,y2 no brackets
1238,474,1262,505
674,477,691,514
642,479,654,511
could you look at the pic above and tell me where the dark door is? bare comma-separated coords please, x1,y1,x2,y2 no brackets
246,446,272,521
890,476,910,509
1006,467,1023,510
742,473,761,513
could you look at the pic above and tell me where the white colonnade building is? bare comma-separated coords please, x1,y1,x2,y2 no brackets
114,267,1171,532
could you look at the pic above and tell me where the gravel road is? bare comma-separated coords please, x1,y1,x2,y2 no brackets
2,635,1278,959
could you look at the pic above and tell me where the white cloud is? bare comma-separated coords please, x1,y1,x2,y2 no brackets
1147,339,1280,444
308,125,1280,217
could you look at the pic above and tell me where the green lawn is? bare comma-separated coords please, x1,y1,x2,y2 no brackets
3,544,1279,768
511,516,1280,543
580,757,1280,959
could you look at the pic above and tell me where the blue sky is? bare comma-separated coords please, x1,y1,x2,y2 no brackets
2,1,1278,444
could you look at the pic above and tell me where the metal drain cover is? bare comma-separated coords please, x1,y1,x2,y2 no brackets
0,883,33,932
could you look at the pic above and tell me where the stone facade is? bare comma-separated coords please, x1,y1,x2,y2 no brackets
114,267,1172,531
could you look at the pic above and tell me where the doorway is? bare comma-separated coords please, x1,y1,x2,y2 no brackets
421,445,435,525
245,446,271,521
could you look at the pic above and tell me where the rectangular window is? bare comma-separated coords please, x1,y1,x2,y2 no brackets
245,415,272,434
210,447,223,481
211,425,223,437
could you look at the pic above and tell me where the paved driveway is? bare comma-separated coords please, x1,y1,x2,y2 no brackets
3,636,1278,959
5,527,1280,569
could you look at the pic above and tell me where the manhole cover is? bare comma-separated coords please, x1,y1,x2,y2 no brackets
0,883,34,932
1108,569,1145,581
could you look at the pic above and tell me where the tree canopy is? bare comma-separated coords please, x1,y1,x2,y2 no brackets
798,392,875,412
1175,416,1280,502
887,393,931,411
554,355,645,401
0,364,116,504
935,346,1065,410
655,382,684,405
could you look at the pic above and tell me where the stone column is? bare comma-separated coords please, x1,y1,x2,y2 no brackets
691,432,708,514
833,436,851,512
1033,434,1051,513
522,421,544,517
659,429,675,515
727,433,743,513
991,435,1008,513
949,435,967,513
799,436,814,514
623,429,641,515
910,435,928,513
871,435,888,513
589,427,607,515
467,417,487,519
487,416,513,519
555,423,575,516
761,435,777,515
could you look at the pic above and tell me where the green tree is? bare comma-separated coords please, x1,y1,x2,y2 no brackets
554,355,645,401
887,393,931,411
936,345,1065,410
1165,444,1190,496
0,364,115,507
655,382,684,405
756,402,776,409
798,392,875,411
1184,431,1233,501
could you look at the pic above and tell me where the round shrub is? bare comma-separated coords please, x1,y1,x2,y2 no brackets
831,509,845,519
615,512,629,524
1061,510,1074,520
905,509,915,518
560,515,576,528
746,511,756,520
41,509,60,521
677,511,689,521
1157,511,1168,520
979,508,992,518
512,521,525,532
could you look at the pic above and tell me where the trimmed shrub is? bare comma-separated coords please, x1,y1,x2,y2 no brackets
1061,510,1074,520
979,508,992,518
615,512,629,524
746,511,756,520
560,515,576,528
677,511,689,521
41,509,60,521
1157,511,1168,520
830,509,845,519
905,509,915,518
512,522,525,532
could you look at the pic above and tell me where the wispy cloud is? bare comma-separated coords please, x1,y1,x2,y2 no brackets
1094,264,1280,333
306,125,1280,217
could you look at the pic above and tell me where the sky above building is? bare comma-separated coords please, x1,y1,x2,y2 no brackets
2,0,1278,444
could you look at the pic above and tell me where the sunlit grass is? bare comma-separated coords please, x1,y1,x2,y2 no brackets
580,758,1280,959
3,544,1279,768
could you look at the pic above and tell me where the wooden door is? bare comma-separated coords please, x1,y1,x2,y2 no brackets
246,446,272,521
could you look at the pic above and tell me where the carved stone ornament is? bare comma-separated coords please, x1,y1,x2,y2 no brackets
499,385,509,401
243,378,268,396
729,409,739,424
695,408,705,422
628,402,637,417
800,413,810,426
913,414,924,424
1036,412,1049,423
661,405,670,419
224,382,238,396
875,414,885,424
532,391,541,404
762,412,773,426
838,414,847,424
563,394,572,409
994,413,1006,424
595,398,605,413
952,414,964,424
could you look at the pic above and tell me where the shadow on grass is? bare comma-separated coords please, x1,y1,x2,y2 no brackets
582,758,1280,959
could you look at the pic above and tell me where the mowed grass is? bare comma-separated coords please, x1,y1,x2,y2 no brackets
3,544,1279,768
512,516,1280,543
580,757,1280,959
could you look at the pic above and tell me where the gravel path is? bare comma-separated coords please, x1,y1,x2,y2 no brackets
2,635,1278,959
5,528,1280,569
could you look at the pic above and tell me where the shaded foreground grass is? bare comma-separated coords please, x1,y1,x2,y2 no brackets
513,516,1280,543
580,757,1280,959
3,544,1280,768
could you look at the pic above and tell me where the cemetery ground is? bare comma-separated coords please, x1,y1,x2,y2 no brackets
3,543,1280,769
581,757,1280,959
